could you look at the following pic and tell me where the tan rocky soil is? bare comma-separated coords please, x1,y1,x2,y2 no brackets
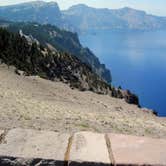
0,64,166,138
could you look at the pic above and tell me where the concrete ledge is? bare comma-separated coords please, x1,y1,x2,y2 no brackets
0,128,166,166
69,132,110,165
0,128,70,161
108,133,166,166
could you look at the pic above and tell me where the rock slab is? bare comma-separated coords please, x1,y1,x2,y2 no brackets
0,128,70,162
108,133,166,166
69,132,110,165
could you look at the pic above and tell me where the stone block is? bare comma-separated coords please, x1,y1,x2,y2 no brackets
108,133,166,166
0,128,70,165
69,132,110,166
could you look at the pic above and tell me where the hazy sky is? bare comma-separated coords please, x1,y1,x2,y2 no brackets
0,0,165,16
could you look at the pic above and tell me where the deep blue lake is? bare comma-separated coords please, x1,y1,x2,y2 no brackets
79,30,166,117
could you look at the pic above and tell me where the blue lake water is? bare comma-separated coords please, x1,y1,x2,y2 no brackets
79,30,166,116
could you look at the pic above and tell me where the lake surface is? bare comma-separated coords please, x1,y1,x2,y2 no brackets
79,30,166,116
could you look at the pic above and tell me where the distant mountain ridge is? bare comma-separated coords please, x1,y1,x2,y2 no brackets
0,1,166,32
63,4,166,31
0,1,62,26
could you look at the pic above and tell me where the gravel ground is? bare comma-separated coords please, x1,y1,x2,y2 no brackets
0,64,166,138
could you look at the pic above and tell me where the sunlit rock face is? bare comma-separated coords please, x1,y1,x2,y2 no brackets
0,1,62,26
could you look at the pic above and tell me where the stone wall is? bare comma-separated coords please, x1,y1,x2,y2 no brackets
0,128,166,166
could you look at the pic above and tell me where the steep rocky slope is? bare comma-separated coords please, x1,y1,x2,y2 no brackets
7,22,112,83
0,28,165,138
0,64,165,138
0,28,109,93
0,28,138,104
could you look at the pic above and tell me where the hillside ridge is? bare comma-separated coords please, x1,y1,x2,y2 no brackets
0,1,166,32
0,63,165,138
0,28,139,105
6,22,112,83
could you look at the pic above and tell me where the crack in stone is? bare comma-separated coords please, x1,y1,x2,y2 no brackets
64,134,74,166
0,130,8,144
105,134,116,166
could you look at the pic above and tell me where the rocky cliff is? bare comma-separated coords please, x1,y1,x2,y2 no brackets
6,22,112,83
63,5,166,32
0,28,139,105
